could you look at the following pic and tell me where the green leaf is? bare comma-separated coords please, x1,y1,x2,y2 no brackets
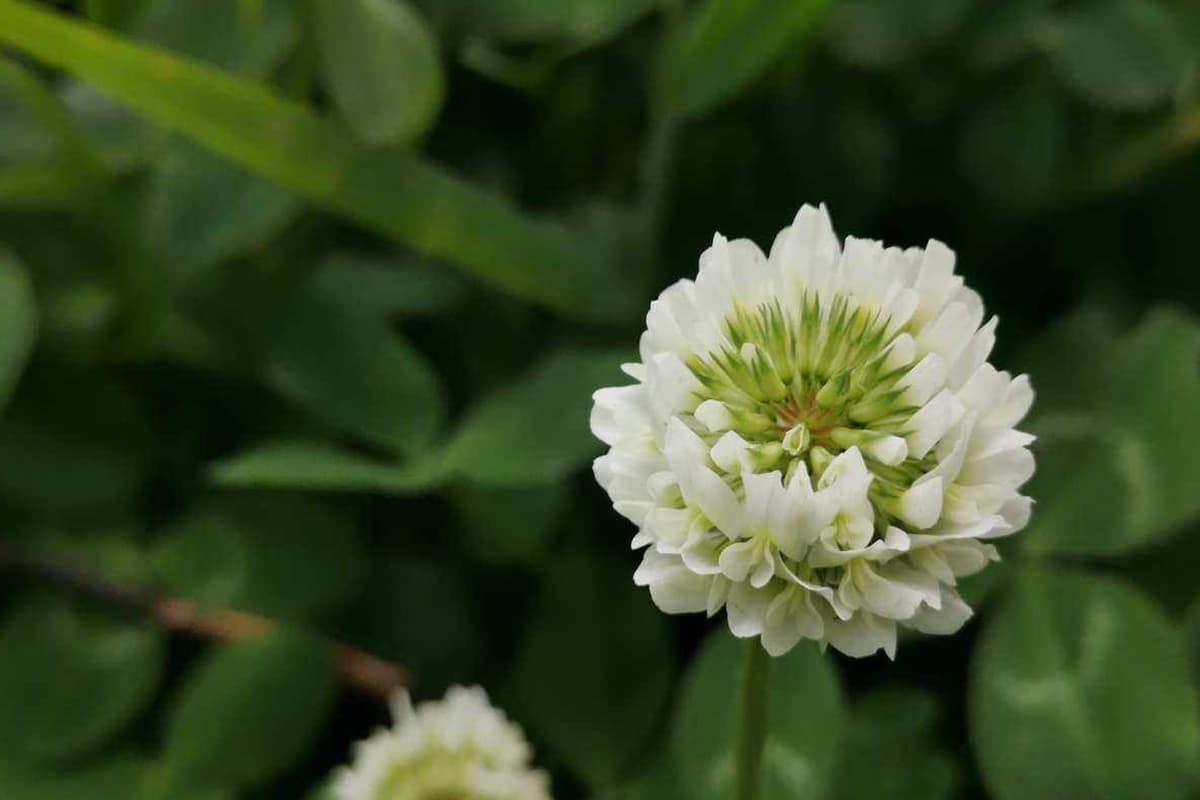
1039,0,1190,112
164,632,336,791
0,757,150,800
0,246,37,412
832,687,958,800
825,0,973,69
971,569,1200,800
153,495,366,621
509,553,674,787
135,0,297,77
210,439,449,493
312,0,443,145
592,757,685,800
311,251,466,318
0,0,634,321
0,363,149,515
457,0,659,46
146,140,300,281
957,76,1065,214
657,0,831,119
1021,307,1200,556
267,283,445,454
0,596,164,765
450,481,566,565
362,555,480,692
673,633,844,800
442,347,630,486
215,346,628,493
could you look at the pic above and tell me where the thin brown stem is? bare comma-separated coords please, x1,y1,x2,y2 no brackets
0,542,411,701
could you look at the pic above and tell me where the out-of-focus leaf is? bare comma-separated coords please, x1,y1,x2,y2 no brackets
0,246,37,412
216,347,628,493
84,0,148,29
592,757,684,800
658,0,831,119
442,348,630,486
967,0,1050,70
957,76,1065,214
0,58,99,205
0,363,149,515
0,757,149,799
1185,595,1200,692
146,141,301,281
312,0,443,145
164,632,335,791
59,81,155,172
153,495,366,621
0,0,636,322
210,439,449,493
510,554,673,787
363,556,479,692
673,633,844,800
268,285,445,454
458,0,658,46
0,597,164,764
312,251,466,318
450,481,566,564
832,687,958,800
135,0,297,77
1039,0,1190,112
1021,307,1200,556
825,0,972,69
971,569,1200,800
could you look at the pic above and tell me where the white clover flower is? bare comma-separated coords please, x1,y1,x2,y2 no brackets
591,205,1034,659
333,685,552,800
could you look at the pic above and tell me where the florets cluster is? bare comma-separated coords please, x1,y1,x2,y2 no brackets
592,205,1034,657
334,686,551,800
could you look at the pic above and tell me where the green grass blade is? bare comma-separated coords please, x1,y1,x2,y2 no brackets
0,0,634,321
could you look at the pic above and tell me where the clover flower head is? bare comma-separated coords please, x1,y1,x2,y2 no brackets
333,685,552,800
591,205,1035,658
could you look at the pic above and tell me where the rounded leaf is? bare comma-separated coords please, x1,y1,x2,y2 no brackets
0,596,164,764
311,0,443,145
1040,0,1190,112
164,632,336,790
971,569,1200,800
444,348,631,486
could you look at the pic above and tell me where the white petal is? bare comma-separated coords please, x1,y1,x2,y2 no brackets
695,399,734,432
710,431,751,473
687,465,742,537
635,550,710,614
897,476,944,530
718,538,760,583
897,353,947,407
907,591,973,635
726,581,774,638
905,389,965,459
824,611,897,659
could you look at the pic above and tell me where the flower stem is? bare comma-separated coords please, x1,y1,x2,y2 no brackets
735,641,770,800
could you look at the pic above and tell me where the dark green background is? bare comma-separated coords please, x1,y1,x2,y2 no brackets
0,0,1199,798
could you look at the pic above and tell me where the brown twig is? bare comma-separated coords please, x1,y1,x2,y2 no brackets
0,542,411,701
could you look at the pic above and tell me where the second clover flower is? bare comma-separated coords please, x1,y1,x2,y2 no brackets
591,205,1035,658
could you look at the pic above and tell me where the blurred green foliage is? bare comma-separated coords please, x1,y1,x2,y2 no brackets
0,0,1197,798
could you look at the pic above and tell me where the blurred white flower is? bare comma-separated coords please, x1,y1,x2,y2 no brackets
333,685,551,800
591,205,1034,658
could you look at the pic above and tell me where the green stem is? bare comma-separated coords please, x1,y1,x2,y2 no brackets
735,641,770,800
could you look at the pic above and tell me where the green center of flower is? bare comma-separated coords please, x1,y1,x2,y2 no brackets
684,293,935,520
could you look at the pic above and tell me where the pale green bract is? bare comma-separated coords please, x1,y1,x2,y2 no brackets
333,686,551,800
591,205,1035,658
